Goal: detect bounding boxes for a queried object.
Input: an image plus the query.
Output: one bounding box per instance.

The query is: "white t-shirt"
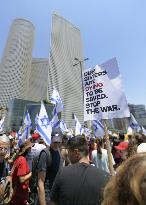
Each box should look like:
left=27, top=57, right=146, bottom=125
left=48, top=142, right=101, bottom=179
left=91, top=148, right=115, bottom=173
left=31, top=143, right=46, bottom=158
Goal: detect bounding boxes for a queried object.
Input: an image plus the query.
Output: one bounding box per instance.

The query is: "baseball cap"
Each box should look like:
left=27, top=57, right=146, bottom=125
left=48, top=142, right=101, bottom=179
left=115, top=141, right=128, bottom=151
left=32, top=133, right=40, bottom=140
left=51, top=134, right=62, bottom=143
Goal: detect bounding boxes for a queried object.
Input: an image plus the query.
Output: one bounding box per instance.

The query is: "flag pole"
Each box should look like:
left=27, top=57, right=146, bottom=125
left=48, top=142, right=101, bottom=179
left=103, top=119, right=115, bottom=175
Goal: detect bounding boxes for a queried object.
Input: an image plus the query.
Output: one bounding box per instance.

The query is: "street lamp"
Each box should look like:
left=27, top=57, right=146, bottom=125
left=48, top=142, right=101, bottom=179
left=73, top=57, right=89, bottom=101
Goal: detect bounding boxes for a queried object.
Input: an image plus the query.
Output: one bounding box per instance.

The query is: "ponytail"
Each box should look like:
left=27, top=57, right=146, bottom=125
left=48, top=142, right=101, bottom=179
left=96, top=139, right=103, bottom=159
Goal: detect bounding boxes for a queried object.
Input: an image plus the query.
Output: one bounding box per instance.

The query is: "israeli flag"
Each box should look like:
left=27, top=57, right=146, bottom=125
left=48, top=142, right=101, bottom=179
left=83, top=127, right=91, bottom=137
left=92, top=120, right=105, bottom=138
left=60, top=120, right=69, bottom=133
left=17, top=110, right=32, bottom=146
left=36, top=102, right=52, bottom=145
left=74, top=115, right=84, bottom=136
left=50, top=89, right=64, bottom=113
left=35, top=113, right=39, bottom=125
left=142, top=126, right=146, bottom=135
left=0, top=117, right=5, bottom=132
left=51, top=109, right=60, bottom=129
left=130, top=113, right=141, bottom=132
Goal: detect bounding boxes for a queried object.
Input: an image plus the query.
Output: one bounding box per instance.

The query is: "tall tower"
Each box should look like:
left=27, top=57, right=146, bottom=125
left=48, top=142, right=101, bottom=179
left=28, top=58, right=49, bottom=102
left=48, top=13, right=84, bottom=127
left=0, top=18, right=34, bottom=107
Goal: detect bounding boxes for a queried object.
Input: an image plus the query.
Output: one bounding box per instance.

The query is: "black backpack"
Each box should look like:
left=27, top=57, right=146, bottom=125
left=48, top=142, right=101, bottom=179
left=30, top=147, right=52, bottom=193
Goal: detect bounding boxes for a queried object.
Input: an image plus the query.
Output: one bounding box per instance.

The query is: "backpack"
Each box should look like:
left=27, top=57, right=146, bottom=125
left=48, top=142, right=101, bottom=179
left=30, top=147, right=52, bottom=193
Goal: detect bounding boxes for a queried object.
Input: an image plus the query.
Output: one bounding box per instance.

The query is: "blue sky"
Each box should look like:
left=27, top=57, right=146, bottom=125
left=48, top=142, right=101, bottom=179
left=0, top=0, right=146, bottom=106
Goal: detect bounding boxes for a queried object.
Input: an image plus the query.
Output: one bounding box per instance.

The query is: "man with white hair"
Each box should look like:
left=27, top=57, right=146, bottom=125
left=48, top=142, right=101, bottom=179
left=0, top=134, right=10, bottom=180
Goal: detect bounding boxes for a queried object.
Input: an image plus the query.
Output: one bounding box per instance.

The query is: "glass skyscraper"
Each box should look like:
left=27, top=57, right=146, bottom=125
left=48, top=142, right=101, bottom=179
left=0, top=19, right=35, bottom=107
left=48, top=13, right=84, bottom=127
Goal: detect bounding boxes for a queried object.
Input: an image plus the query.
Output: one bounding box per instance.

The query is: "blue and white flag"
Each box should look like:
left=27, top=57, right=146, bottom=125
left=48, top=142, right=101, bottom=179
left=17, top=110, right=32, bottom=146
left=51, top=110, right=60, bottom=129
left=92, top=120, right=105, bottom=138
left=36, top=102, right=52, bottom=145
left=0, top=117, right=5, bottom=132
left=74, top=115, right=84, bottom=136
left=83, top=127, right=91, bottom=137
left=50, top=89, right=64, bottom=113
left=60, top=120, right=69, bottom=133
left=142, top=126, right=146, bottom=135
left=130, top=113, right=141, bottom=132
left=35, top=113, right=39, bottom=125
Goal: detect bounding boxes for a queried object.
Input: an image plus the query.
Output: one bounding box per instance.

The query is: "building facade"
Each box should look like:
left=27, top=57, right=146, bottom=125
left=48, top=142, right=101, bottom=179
left=48, top=13, right=84, bottom=127
left=129, top=103, right=146, bottom=128
left=0, top=18, right=35, bottom=107
left=28, top=58, right=48, bottom=102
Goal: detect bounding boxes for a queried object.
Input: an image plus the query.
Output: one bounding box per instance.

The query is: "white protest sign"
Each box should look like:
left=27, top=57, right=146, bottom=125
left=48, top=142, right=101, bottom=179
left=83, top=65, right=130, bottom=121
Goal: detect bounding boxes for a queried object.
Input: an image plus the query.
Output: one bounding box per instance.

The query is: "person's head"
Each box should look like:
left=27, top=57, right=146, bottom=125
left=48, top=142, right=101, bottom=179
left=51, top=134, right=62, bottom=150
left=67, top=135, right=88, bottom=164
left=18, top=140, right=34, bottom=156
left=119, top=133, right=125, bottom=141
left=31, top=132, right=40, bottom=143
left=102, top=153, right=146, bottom=205
left=115, top=141, right=128, bottom=160
left=0, top=135, right=10, bottom=158
left=95, top=138, right=104, bottom=158
left=62, top=135, right=68, bottom=146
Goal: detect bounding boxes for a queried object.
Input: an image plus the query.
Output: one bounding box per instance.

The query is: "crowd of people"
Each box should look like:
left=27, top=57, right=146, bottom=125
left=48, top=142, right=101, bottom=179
left=0, top=130, right=146, bottom=205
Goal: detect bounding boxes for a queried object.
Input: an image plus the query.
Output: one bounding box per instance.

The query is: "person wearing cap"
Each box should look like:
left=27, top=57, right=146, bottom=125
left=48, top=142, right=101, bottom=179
left=10, top=140, right=34, bottom=205
left=114, top=141, right=128, bottom=166
left=37, top=134, right=63, bottom=205
left=31, top=133, right=46, bottom=158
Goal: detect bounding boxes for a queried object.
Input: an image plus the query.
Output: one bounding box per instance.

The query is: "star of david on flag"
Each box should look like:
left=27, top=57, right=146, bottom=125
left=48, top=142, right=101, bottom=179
left=41, top=115, right=50, bottom=128
left=36, top=102, right=52, bottom=145
left=92, top=120, right=105, bottom=138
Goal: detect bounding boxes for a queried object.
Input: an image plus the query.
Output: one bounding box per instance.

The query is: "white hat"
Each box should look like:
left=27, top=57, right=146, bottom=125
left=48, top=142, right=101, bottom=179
left=137, top=143, right=146, bottom=153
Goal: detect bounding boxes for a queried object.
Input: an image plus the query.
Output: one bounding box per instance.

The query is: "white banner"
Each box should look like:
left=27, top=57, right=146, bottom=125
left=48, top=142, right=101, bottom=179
left=84, top=65, right=130, bottom=121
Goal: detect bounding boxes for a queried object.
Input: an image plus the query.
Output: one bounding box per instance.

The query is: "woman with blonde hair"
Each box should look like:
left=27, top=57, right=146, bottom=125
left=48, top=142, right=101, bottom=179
left=91, top=138, right=115, bottom=173
left=102, top=153, right=146, bottom=205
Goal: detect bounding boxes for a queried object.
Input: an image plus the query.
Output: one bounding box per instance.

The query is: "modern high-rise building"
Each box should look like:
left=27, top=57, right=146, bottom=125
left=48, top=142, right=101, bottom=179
left=48, top=13, right=84, bottom=127
left=28, top=58, right=48, bottom=102
left=129, top=104, right=146, bottom=128
left=0, top=18, right=35, bottom=107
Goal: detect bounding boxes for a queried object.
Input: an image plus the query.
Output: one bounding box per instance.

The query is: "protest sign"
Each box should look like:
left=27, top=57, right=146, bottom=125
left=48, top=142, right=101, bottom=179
left=83, top=65, right=130, bottom=121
